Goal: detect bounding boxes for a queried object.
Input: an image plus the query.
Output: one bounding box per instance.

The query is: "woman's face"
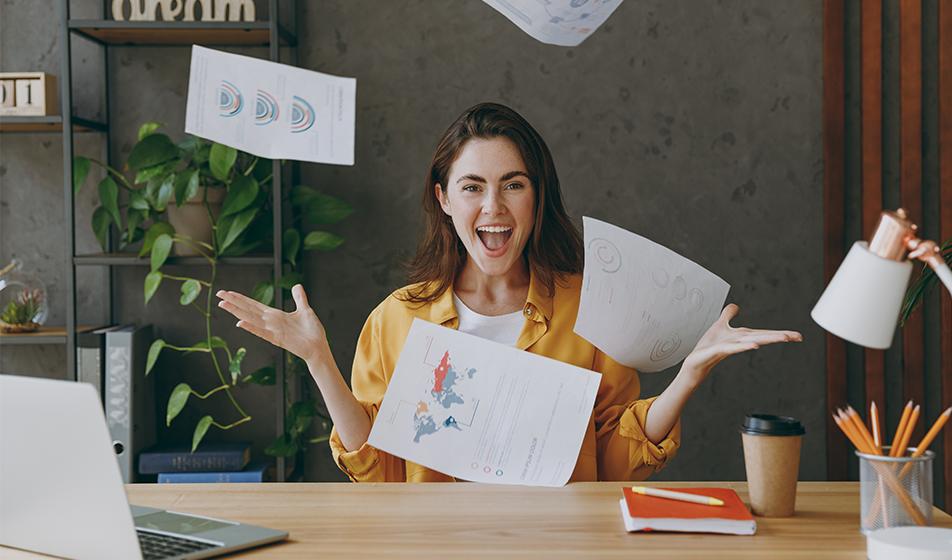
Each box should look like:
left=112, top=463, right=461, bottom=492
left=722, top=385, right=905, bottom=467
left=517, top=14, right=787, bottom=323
left=436, top=137, right=536, bottom=278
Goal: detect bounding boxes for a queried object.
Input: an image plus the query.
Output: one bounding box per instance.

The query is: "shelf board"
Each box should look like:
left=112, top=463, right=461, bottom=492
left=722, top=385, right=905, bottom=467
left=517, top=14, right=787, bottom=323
left=0, top=325, right=99, bottom=345
left=0, top=116, right=108, bottom=134
left=75, top=253, right=275, bottom=266
left=69, top=20, right=296, bottom=46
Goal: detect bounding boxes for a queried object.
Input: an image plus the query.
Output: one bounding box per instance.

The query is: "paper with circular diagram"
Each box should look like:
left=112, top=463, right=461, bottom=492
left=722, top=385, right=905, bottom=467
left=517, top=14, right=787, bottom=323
left=367, top=318, right=601, bottom=487
left=482, top=0, right=624, bottom=47
left=574, top=217, right=731, bottom=373
left=185, top=45, right=356, bottom=165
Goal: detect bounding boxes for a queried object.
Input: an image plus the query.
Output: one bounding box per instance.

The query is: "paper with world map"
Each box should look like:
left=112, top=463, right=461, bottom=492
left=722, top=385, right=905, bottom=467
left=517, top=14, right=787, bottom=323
left=368, top=319, right=601, bottom=487
left=482, top=0, right=625, bottom=46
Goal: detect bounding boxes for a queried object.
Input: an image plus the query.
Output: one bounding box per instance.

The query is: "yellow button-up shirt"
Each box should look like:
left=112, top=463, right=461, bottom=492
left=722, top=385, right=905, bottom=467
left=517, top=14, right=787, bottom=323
left=329, top=272, right=681, bottom=482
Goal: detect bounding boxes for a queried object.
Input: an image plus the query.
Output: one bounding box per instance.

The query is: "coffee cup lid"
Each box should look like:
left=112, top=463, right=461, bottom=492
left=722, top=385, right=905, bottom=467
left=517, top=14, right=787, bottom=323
left=741, top=414, right=805, bottom=436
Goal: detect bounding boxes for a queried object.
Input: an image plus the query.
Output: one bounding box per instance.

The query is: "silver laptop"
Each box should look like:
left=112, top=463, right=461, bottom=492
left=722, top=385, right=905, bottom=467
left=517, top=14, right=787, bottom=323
left=0, top=374, right=288, bottom=560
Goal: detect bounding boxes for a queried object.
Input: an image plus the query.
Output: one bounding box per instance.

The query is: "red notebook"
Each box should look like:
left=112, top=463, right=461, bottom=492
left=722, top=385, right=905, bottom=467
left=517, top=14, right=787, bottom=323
left=619, top=487, right=757, bottom=535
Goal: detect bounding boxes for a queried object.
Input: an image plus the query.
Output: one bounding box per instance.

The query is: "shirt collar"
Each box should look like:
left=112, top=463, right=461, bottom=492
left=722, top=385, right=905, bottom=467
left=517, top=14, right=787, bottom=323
left=420, top=268, right=554, bottom=326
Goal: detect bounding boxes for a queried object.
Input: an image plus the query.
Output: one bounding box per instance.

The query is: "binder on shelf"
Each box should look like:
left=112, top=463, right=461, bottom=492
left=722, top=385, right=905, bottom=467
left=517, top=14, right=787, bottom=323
left=104, top=324, right=155, bottom=483
left=139, top=442, right=251, bottom=474
left=76, top=325, right=119, bottom=406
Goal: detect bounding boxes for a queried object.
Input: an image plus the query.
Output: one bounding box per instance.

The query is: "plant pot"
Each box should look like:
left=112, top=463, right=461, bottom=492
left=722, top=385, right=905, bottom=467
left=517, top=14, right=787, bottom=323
left=166, top=187, right=224, bottom=256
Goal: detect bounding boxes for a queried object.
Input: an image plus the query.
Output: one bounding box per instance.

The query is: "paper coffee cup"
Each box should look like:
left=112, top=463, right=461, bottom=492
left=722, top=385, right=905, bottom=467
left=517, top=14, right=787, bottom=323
left=741, top=414, right=805, bottom=517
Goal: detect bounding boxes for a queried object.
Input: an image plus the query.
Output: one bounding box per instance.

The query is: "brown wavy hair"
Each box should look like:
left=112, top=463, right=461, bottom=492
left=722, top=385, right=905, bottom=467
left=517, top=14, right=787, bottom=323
left=400, top=102, right=583, bottom=303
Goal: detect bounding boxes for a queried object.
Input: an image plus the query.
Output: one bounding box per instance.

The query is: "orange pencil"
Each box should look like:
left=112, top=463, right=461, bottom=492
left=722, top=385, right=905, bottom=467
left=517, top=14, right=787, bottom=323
left=889, top=400, right=914, bottom=457
left=847, top=406, right=880, bottom=455
left=894, top=405, right=921, bottom=457
left=909, top=406, right=952, bottom=457
left=870, top=402, right=881, bottom=450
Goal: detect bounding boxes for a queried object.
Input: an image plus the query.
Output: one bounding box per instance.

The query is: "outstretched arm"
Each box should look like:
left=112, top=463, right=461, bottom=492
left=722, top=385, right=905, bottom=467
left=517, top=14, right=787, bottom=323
left=216, top=285, right=371, bottom=452
left=643, top=304, right=803, bottom=443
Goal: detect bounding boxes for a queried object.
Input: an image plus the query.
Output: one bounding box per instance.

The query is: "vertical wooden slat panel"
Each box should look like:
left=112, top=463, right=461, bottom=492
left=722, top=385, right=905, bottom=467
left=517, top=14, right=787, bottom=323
left=900, top=0, right=925, bottom=443
left=861, top=0, right=886, bottom=419
left=824, top=0, right=848, bottom=480
left=938, top=0, right=952, bottom=514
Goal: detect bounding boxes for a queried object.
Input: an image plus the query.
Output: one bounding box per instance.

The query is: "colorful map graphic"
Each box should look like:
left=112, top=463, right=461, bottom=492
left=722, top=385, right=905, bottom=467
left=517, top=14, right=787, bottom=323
left=413, top=350, right=478, bottom=443
left=218, top=80, right=243, bottom=117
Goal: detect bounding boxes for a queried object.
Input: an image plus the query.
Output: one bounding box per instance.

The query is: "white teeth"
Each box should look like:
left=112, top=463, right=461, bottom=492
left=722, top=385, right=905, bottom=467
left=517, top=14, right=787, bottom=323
left=476, top=226, right=512, bottom=233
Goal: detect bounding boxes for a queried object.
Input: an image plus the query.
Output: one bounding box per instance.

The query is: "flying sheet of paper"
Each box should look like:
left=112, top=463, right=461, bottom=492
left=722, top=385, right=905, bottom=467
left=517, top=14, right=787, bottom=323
left=367, top=318, right=602, bottom=487
left=482, top=0, right=624, bottom=46
left=185, top=45, right=356, bottom=165
left=574, top=217, right=731, bottom=373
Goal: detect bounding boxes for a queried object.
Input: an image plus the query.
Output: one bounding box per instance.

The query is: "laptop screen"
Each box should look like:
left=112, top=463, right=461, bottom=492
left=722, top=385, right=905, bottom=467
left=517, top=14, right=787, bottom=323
left=136, top=512, right=234, bottom=536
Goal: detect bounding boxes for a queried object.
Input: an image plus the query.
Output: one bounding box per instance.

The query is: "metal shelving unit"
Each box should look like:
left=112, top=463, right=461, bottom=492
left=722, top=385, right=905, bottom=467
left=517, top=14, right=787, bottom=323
left=51, top=0, right=296, bottom=480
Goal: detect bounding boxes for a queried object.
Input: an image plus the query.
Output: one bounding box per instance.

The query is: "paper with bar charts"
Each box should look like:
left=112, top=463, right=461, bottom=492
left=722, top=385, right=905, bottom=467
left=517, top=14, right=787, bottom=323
left=574, top=217, right=731, bottom=373
left=367, top=319, right=602, bottom=487
left=185, top=46, right=356, bottom=165
left=482, top=0, right=624, bottom=46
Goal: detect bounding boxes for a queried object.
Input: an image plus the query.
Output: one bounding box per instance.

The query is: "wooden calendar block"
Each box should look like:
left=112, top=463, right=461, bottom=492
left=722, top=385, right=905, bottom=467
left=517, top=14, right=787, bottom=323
left=0, top=73, right=58, bottom=116
left=0, top=80, right=14, bottom=109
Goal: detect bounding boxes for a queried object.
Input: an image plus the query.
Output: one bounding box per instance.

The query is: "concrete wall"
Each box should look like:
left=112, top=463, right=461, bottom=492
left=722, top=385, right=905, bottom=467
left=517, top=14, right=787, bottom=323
left=2, top=0, right=827, bottom=484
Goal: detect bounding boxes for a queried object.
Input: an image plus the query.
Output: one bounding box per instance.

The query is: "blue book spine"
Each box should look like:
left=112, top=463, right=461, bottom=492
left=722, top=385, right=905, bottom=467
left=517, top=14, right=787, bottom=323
left=157, top=466, right=266, bottom=483
left=138, top=444, right=250, bottom=474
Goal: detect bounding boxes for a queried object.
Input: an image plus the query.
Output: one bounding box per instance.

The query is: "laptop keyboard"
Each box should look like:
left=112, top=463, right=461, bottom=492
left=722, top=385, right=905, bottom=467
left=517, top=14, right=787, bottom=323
left=137, top=529, right=219, bottom=559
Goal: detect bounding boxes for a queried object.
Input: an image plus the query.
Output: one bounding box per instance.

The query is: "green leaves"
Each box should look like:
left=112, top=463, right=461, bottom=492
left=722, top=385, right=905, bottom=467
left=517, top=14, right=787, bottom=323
left=146, top=339, right=165, bottom=375
left=291, top=186, right=353, bottom=225
left=209, top=143, right=237, bottom=181
left=216, top=207, right=257, bottom=253
left=252, top=281, right=274, bottom=306
left=98, top=177, right=121, bottom=229
left=192, top=415, right=213, bottom=452
left=304, top=231, right=344, bottom=251
left=228, top=347, right=247, bottom=384
left=151, top=234, right=172, bottom=271
left=243, top=365, right=275, bottom=385
left=277, top=272, right=303, bottom=290
left=73, top=156, right=90, bottom=194
left=128, top=133, right=177, bottom=170
left=138, top=121, right=162, bottom=141
left=283, top=229, right=301, bottom=267
left=174, top=169, right=200, bottom=206
left=140, top=222, right=175, bottom=257
left=220, top=175, right=259, bottom=218
left=144, top=271, right=162, bottom=304
left=91, top=206, right=110, bottom=251
left=180, top=279, right=201, bottom=305
left=166, top=382, right=191, bottom=426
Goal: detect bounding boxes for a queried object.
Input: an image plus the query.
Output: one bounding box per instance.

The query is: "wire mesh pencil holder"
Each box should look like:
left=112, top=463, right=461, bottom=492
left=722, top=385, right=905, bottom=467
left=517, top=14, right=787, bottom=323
left=856, top=448, right=934, bottom=534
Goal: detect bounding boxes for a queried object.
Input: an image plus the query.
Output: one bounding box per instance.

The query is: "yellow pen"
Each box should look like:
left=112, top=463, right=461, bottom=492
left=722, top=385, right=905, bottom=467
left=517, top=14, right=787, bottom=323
left=631, top=486, right=725, bottom=507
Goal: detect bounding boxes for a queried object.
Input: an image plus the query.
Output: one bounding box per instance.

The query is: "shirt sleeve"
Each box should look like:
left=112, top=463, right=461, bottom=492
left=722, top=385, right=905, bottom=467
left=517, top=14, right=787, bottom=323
left=591, top=350, right=681, bottom=481
left=328, top=304, right=407, bottom=482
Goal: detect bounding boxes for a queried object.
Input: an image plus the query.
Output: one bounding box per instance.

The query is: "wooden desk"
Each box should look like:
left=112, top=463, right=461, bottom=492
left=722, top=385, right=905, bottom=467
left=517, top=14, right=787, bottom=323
left=3, top=482, right=951, bottom=558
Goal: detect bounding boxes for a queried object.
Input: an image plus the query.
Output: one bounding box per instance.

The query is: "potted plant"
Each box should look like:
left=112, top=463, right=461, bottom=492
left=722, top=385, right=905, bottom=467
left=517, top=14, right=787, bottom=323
left=900, top=237, right=952, bottom=324
left=74, top=122, right=352, bottom=465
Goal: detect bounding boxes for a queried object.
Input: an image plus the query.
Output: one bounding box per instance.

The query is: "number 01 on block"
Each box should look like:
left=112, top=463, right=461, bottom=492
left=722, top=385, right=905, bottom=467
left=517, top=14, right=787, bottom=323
left=0, top=72, right=58, bottom=117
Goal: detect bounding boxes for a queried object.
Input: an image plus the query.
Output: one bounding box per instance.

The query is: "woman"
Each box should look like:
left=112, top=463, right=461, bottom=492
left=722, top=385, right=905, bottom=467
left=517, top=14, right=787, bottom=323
left=216, top=102, right=802, bottom=482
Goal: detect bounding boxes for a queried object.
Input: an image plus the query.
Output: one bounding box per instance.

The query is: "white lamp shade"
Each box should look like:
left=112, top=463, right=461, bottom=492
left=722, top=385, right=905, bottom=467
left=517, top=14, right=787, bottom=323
left=811, top=241, right=913, bottom=349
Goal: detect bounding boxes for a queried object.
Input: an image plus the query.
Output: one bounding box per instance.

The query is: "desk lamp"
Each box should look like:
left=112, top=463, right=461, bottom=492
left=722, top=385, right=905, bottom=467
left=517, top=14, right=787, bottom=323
left=811, top=209, right=952, bottom=349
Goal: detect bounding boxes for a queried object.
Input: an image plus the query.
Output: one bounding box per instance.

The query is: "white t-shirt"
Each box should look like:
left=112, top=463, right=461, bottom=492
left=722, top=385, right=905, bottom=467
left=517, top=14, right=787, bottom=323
left=453, top=293, right=525, bottom=346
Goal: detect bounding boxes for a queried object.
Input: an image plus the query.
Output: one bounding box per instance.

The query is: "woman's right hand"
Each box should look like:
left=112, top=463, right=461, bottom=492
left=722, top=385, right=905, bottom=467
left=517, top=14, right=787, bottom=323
left=216, top=284, right=330, bottom=366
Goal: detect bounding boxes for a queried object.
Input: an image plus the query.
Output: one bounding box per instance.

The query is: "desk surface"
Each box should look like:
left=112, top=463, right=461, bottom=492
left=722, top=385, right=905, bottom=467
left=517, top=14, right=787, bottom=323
left=4, top=481, right=951, bottom=558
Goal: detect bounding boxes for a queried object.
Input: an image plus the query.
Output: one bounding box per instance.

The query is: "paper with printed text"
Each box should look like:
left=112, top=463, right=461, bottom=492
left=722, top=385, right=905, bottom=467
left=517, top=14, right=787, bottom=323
left=185, top=45, right=355, bottom=165
left=368, top=319, right=601, bottom=487
left=575, top=217, right=731, bottom=372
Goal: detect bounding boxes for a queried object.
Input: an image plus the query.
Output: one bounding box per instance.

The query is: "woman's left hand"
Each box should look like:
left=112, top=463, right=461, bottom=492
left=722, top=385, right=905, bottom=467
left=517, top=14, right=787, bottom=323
left=680, top=304, right=802, bottom=387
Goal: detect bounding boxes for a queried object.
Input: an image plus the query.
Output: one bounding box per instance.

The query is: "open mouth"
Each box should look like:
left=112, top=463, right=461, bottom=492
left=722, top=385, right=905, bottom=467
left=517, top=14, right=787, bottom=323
left=475, top=225, right=513, bottom=255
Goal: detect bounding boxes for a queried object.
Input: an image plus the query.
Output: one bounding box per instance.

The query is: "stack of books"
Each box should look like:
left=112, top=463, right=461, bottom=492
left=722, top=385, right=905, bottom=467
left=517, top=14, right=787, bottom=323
left=138, top=442, right=271, bottom=483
